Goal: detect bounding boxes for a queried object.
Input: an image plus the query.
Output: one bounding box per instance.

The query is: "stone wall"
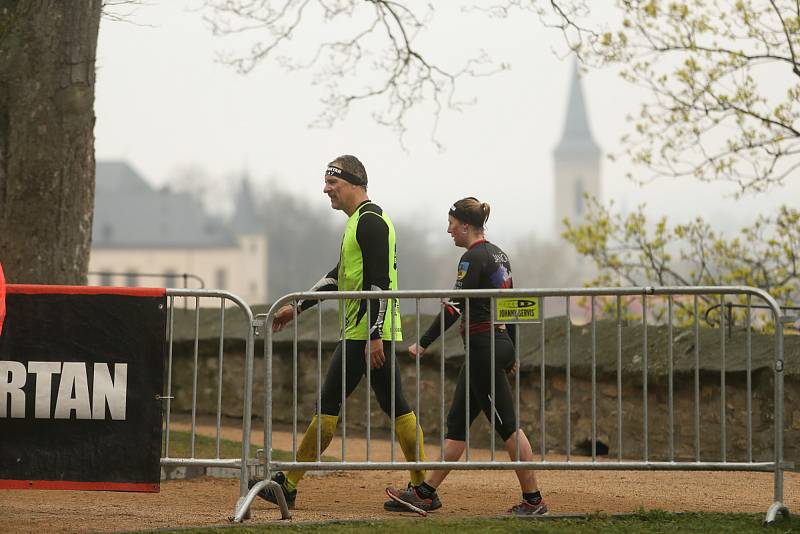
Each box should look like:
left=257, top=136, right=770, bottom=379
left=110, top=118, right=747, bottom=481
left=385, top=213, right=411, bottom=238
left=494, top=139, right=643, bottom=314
left=166, top=338, right=799, bottom=467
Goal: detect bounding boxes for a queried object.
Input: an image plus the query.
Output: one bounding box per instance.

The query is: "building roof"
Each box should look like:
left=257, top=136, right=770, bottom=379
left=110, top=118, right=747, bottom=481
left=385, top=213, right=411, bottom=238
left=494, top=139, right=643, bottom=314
left=93, top=161, right=238, bottom=249
left=554, top=62, right=601, bottom=157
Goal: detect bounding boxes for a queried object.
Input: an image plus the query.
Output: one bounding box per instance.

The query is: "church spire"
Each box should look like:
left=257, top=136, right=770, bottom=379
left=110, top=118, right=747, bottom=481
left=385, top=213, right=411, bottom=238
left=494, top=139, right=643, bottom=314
left=230, top=171, right=262, bottom=235
left=554, top=61, right=600, bottom=157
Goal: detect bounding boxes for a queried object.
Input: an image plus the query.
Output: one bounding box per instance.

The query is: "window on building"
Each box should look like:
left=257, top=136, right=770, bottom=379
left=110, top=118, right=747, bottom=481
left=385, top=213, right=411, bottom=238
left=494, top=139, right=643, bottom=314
left=125, top=270, right=138, bottom=287
left=216, top=268, right=227, bottom=290
left=574, top=180, right=584, bottom=216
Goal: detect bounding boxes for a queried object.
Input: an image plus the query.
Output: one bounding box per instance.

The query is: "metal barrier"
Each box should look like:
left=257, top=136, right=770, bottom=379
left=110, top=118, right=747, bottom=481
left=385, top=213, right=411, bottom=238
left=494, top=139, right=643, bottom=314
left=160, top=289, right=258, bottom=519
left=237, top=286, right=791, bottom=524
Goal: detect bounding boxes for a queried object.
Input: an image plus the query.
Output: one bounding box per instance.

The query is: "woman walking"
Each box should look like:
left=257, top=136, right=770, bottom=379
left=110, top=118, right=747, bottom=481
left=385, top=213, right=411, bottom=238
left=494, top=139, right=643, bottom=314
left=384, top=197, right=547, bottom=516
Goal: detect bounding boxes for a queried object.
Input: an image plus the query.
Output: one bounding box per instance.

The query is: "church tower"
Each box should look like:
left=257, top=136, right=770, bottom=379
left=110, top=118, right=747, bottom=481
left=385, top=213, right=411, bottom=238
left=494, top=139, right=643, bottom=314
left=553, top=62, right=601, bottom=233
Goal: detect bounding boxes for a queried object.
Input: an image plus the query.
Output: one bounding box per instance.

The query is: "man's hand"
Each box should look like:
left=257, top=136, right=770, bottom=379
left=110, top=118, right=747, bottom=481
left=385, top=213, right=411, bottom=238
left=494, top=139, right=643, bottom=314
left=367, top=338, right=385, bottom=369
left=272, top=304, right=296, bottom=332
left=407, top=343, right=426, bottom=359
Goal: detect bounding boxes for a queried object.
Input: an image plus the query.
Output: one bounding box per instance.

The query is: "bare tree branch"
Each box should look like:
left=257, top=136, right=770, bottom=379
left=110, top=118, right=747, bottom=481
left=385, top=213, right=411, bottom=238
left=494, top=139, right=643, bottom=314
left=204, top=0, right=507, bottom=145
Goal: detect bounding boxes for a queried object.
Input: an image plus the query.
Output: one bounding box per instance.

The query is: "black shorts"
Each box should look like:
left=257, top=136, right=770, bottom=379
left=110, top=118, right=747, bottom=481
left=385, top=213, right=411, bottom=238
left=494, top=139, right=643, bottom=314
left=445, top=330, right=518, bottom=442
left=319, top=339, right=411, bottom=418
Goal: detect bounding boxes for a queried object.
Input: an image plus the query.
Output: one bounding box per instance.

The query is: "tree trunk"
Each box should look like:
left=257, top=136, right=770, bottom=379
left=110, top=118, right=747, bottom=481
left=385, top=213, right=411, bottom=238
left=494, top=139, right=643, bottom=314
left=0, top=1, right=102, bottom=284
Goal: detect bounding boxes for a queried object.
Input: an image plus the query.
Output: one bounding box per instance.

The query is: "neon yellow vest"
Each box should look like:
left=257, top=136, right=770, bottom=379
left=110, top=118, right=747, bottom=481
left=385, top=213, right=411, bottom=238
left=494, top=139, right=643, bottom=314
left=338, top=203, right=403, bottom=341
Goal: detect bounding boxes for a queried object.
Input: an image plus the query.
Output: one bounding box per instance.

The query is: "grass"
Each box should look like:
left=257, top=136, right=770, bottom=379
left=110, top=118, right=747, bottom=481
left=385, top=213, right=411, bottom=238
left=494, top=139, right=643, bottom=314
left=163, top=429, right=261, bottom=459
left=143, top=510, right=799, bottom=533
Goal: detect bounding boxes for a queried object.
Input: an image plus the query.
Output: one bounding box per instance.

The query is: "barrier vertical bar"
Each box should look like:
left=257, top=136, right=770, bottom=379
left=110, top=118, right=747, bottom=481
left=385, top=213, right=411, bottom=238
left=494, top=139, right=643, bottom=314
left=746, top=295, right=752, bottom=463
left=240, top=297, right=255, bottom=499
left=317, top=303, right=322, bottom=461
left=617, top=295, right=623, bottom=462
left=266, top=303, right=276, bottom=496
left=642, top=293, right=648, bottom=461
left=390, top=296, right=396, bottom=463
left=165, top=295, right=175, bottom=458
left=265, top=313, right=273, bottom=483
left=591, top=296, right=597, bottom=462
left=720, top=294, right=727, bottom=462
left=343, top=299, right=349, bottom=463
left=365, top=298, right=370, bottom=462
left=415, top=299, right=421, bottom=462
left=440, top=303, right=446, bottom=461
left=667, top=296, right=674, bottom=461
left=565, top=296, right=571, bottom=461
left=540, top=296, right=546, bottom=461
left=490, top=297, right=496, bottom=461
left=694, top=295, right=700, bottom=461
left=216, top=299, right=226, bottom=458
left=191, top=296, right=200, bottom=458
left=465, top=298, right=471, bottom=462
left=292, top=302, right=298, bottom=461
left=515, top=315, right=521, bottom=462
left=773, top=302, right=786, bottom=515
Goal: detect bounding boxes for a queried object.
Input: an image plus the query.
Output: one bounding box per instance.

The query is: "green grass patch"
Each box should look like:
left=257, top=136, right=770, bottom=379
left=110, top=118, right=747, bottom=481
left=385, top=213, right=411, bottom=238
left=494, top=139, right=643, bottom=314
left=162, top=430, right=334, bottom=462
left=145, top=511, right=798, bottom=534
left=163, top=430, right=261, bottom=459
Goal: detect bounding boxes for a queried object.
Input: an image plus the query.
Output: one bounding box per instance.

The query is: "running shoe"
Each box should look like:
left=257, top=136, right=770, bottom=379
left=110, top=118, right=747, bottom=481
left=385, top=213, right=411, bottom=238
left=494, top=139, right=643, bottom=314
left=508, top=499, right=549, bottom=516
left=384, top=484, right=442, bottom=515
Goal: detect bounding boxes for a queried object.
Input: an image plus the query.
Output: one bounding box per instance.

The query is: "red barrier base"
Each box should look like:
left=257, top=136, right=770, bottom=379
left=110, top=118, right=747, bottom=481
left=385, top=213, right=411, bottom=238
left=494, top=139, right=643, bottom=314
left=0, top=480, right=160, bottom=492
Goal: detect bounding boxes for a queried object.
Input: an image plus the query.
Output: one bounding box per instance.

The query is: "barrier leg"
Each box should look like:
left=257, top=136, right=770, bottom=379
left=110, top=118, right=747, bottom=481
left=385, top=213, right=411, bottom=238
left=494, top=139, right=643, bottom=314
left=764, top=502, right=789, bottom=526
left=233, top=479, right=292, bottom=522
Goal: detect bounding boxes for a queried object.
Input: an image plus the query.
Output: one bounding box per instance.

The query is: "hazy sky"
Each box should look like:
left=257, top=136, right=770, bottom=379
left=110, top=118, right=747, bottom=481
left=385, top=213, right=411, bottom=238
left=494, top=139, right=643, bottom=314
left=94, top=1, right=798, bottom=241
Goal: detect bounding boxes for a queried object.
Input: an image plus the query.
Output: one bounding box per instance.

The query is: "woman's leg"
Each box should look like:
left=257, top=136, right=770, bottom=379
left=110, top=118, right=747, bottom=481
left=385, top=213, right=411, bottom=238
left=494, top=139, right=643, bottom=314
left=504, top=429, right=539, bottom=493
left=469, top=332, right=519, bottom=441
left=426, top=363, right=482, bottom=488
left=425, top=438, right=466, bottom=488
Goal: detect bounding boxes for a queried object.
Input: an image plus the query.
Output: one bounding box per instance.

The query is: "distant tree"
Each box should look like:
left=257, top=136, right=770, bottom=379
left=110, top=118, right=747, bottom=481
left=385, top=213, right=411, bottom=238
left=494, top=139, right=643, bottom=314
left=393, top=217, right=451, bottom=291
left=0, top=2, right=102, bottom=284
left=562, top=198, right=799, bottom=319
left=258, top=184, right=341, bottom=301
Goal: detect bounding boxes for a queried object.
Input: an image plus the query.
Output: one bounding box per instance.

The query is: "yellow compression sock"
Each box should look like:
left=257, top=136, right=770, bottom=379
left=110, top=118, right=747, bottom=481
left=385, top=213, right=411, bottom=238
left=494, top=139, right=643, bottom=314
left=284, top=414, right=339, bottom=491
left=395, top=411, right=426, bottom=486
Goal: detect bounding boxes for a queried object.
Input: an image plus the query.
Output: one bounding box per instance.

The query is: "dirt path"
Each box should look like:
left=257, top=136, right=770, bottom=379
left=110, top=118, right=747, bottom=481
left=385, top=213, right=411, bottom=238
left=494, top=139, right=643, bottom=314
left=2, top=420, right=798, bottom=533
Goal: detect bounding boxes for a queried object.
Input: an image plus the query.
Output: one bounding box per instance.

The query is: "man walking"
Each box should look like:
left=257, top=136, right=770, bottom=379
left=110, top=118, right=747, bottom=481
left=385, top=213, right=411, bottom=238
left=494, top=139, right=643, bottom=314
left=252, top=155, right=426, bottom=509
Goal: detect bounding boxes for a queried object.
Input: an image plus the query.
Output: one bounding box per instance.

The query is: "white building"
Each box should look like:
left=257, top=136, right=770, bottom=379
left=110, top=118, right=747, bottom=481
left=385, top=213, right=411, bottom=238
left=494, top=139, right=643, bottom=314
left=89, top=161, right=268, bottom=305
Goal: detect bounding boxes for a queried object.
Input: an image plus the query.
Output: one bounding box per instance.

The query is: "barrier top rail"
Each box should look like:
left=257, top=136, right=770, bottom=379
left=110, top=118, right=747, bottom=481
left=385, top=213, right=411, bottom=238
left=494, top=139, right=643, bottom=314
left=267, top=285, right=784, bottom=306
